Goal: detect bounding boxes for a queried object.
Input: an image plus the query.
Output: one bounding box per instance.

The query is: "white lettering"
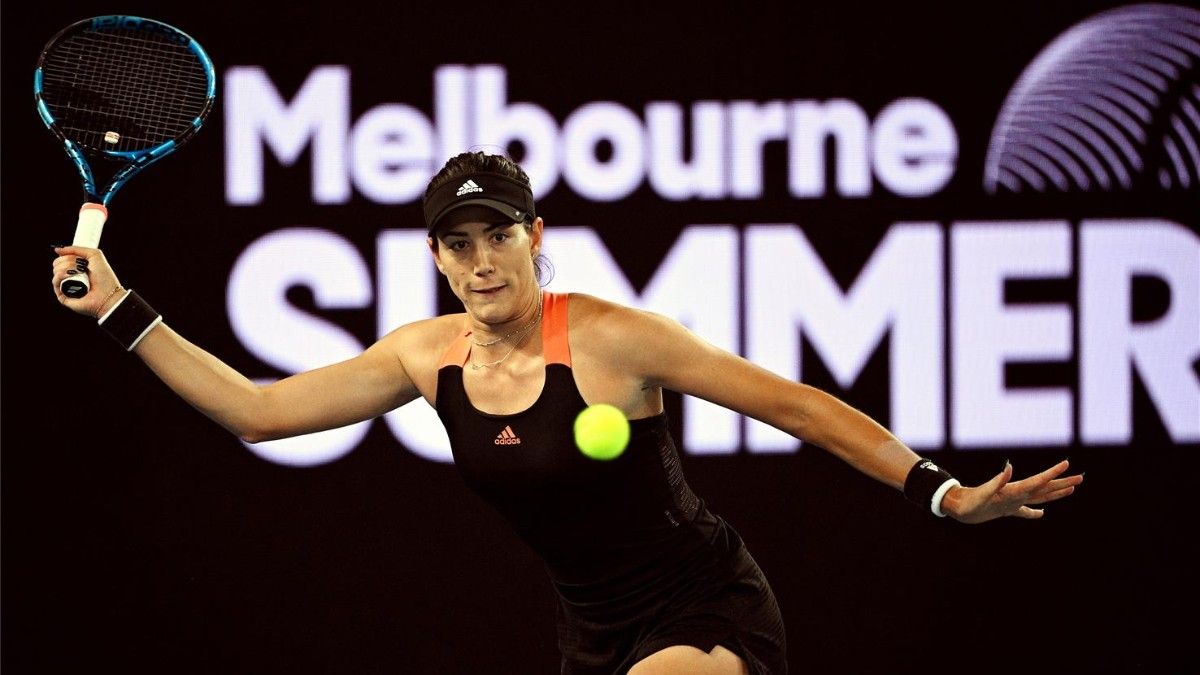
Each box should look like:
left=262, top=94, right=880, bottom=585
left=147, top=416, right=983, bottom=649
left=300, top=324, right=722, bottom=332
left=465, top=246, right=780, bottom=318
left=730, top=101, right=787, bottom=199
left=228, top=228, right=373, bottom=465
left=951, top=222, right=1073, bottom=447
left=220, top=221, right=1199, bottom=466
left=1081, top=220, right=1200, bottom=443
left=434, top=66, right=471, bottom=163
left=224, top=65, right=960, bottom=204
left=872, top=98, right=957, bottom=197
left=646, top=102, right=727, bottom=199
left=350, top=104, right=434, bottom=203
left=473, top=65, right=560, bottom=200
left=789, top=100, right=870, bottom=198
left=745, top=224, right=945, bottom=452
left=561, top=102, right=646, bottom=201
left=224, top=66, right=350, bottom=205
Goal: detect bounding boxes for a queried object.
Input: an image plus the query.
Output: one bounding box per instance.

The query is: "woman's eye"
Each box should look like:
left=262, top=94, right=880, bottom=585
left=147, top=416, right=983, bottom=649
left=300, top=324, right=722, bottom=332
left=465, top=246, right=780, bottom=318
left=492, top=232, right=509, bottom=243
left=449, top=240, right=468, bottom=251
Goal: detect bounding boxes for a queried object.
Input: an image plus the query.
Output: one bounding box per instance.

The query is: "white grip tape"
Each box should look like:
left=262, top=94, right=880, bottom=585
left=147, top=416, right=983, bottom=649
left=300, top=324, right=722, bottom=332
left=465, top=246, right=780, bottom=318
left=72, top=203, right=109, bottom=248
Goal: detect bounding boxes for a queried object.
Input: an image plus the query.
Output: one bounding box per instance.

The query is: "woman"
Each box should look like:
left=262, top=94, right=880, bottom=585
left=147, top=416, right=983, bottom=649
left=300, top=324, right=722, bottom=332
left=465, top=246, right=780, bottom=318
left=52, top=151, right=1082, bottom=675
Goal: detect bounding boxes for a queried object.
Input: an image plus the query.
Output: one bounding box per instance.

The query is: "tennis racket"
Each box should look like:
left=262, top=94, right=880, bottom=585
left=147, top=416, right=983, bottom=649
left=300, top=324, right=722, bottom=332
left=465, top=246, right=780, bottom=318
left=35, top=15, right=217, bottom=298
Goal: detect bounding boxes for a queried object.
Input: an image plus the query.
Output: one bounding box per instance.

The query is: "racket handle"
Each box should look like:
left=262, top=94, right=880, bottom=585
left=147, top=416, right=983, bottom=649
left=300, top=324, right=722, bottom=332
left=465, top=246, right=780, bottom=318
left=61, top=203, right=108, bottom=299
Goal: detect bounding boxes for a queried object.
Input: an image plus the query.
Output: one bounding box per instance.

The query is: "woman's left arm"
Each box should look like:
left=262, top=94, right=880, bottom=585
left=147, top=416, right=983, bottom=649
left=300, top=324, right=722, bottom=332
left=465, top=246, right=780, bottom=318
left=607, top=304, right=1083, bottom=523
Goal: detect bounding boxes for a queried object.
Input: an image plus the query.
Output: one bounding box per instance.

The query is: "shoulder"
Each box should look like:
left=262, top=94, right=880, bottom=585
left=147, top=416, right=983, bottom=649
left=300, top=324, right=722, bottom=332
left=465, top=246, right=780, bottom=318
left=566, top=292, right=663, bottom=330
left=564, top=292, right=684, bottom=353
left=373, top=312, right=469, bottom=364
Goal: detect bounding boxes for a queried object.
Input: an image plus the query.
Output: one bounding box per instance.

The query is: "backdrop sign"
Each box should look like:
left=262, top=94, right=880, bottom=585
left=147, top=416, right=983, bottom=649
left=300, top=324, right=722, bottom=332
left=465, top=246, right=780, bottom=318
left=5, top=2, right=1197, bottom=674
left=217, top=7, right=1199, bottom=466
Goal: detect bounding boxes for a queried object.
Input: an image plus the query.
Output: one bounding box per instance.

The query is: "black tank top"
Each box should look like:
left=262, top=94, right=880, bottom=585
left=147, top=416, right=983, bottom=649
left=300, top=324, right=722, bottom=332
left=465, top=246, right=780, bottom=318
left=435, top=291, right=727, bottom=609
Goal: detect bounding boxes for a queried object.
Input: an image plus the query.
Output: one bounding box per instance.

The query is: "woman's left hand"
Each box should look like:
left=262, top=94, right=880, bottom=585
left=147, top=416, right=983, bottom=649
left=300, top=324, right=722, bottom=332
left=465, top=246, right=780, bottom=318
left=943, top=460, right=1083, bottom=524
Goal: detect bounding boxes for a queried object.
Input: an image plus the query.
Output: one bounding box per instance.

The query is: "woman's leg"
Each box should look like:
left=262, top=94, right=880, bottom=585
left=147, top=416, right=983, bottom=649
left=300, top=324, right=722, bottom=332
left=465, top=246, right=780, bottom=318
left=628, top=644, right=750, bottom=675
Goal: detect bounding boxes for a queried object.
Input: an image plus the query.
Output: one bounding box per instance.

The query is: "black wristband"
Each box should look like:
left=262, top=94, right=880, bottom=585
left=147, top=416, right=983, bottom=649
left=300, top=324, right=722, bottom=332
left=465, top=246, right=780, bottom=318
left=903, top=458, right=960, bottom=517
left=98, top=289, right=162, bottom=351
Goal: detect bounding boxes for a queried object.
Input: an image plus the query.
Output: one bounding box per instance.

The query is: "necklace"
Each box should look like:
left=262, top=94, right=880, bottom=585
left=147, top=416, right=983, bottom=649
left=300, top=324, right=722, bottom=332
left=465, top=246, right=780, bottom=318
left=471, top=299, right=543, bottom=347
left=469, top=300, right=543, bottom=370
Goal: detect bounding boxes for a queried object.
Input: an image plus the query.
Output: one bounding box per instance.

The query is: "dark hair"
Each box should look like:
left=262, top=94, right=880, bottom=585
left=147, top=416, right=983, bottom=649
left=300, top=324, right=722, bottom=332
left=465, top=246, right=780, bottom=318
left=423, top=151, right=533, bottom=207
left=424, top=151, right=553, bottom=285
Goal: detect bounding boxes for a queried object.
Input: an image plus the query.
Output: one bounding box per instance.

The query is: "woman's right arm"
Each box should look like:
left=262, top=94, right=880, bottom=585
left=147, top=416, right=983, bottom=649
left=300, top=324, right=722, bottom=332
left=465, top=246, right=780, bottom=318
left=52, top=245, right=422, bottom=443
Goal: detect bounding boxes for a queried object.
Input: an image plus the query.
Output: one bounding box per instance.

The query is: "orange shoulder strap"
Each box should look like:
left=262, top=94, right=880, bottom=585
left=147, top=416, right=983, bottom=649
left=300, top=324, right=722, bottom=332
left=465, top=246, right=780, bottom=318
left=437, top=293, right=570, bottom=368
left=437, top=330, right=472, bottom=369
left=542, top=291, right=572, bottom=367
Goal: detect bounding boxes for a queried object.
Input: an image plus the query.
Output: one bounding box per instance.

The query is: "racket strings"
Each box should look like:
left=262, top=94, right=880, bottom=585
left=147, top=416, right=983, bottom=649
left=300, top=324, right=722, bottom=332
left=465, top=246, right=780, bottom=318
left=40, top=27, right=211, bottom=154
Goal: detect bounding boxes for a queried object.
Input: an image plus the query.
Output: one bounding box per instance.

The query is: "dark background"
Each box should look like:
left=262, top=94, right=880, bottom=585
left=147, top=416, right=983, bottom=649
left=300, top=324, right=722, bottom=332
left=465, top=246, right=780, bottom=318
left=4, top=2, right=1197, bottom=673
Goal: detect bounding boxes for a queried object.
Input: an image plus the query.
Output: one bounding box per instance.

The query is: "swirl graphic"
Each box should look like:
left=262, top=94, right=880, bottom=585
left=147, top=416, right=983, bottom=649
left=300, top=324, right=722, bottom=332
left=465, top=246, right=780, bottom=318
left=985, top=3, right=1200, bottom=192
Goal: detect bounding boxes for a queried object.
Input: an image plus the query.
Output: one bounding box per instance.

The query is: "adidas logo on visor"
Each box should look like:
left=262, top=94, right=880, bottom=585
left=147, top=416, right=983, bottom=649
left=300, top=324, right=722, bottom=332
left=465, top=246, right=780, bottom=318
left=456, top=179, right=483, bottom=196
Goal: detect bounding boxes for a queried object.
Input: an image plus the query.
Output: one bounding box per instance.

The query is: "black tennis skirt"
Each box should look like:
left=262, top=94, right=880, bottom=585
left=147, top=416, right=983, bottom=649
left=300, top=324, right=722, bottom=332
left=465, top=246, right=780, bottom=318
left=554, top=516, right=787, bottom=675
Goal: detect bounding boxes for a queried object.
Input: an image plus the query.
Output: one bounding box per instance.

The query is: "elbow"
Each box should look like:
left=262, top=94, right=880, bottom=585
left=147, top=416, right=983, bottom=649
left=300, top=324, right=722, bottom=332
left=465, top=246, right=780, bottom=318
left=236, top=423, right=284, bottom=445
left=227, top=388, right=280, bottom=444
left=230, top=416, right=276, bottom=445
left=238, top=430, right=267, bottom=445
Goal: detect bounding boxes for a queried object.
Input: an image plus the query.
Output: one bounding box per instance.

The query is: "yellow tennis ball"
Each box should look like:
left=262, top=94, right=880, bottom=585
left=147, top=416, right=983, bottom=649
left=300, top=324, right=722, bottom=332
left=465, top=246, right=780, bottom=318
left=574, top=404, right=630, bottom=461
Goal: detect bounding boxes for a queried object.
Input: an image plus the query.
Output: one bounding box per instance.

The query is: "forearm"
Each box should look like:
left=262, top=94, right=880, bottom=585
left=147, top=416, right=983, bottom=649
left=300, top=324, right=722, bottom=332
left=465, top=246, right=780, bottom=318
left=131, top=322, right=267, bottom=438
left=129, top=318, right=421, bottom=443
left=795, top=386, right=921, bottom=491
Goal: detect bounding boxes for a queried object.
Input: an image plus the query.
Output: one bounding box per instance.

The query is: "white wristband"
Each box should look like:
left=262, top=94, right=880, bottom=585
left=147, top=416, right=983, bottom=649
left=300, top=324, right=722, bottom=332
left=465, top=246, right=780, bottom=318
left=930, top=478, right=961, bottom=518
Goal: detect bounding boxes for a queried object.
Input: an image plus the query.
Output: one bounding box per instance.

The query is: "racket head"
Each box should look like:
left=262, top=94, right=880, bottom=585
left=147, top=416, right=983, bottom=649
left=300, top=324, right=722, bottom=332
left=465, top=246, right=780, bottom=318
left=33, top=15, right=217, bottom=203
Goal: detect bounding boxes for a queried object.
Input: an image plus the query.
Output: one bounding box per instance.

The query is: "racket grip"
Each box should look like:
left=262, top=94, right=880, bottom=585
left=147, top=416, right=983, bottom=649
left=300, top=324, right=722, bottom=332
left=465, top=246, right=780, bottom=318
left=61, top=203, right=108, bottom=298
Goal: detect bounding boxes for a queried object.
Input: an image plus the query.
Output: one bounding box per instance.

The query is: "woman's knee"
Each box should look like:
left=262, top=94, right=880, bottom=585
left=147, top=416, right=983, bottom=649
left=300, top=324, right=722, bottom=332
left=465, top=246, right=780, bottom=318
left=628, top=644, right=749, bottom=675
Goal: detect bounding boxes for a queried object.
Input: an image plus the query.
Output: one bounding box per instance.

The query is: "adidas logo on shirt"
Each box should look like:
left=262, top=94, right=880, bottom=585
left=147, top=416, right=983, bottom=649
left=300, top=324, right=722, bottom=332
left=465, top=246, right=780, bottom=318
left=456, top=179, right=483, bottom=196
left=494, top=426, right=522, bottom=445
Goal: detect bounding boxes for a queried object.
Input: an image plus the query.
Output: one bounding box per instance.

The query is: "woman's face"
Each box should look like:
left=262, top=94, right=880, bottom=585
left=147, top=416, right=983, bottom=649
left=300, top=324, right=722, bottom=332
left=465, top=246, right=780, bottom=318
left=429, top=217, right=543, bottom=324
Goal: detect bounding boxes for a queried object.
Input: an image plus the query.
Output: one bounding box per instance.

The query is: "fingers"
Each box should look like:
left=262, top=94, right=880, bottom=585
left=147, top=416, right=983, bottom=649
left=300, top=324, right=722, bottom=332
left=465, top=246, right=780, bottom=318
left=983, top=459, right=1013, bottom=495
left=1037, top=459, right=1071, bottom=480
left=52, top=246, right=115, bottom=278
left=1005, top=460, right=1083, bottom=513
left=994, top=459, right=1013, bottom=482
left=953, top=459, right=1082, bottom=524
left=51, top=257, right=88, bottom=282
left=51, top=245, right=122, bottom=316
left=1025, top=485, right=1075, bottom=505
left=1041, top=474, right=1084, bottom=493
left=1007, top=459, right=1073, bottom=494
left=52, top=245, right=104, bottom=273
left=1023, top=470, right=1084, bottom=505
left=51, top=259, right=81, bottom=293
left=1015, top=505, right=1045, bottom=519
left=53, top=244, right=100, bottom=257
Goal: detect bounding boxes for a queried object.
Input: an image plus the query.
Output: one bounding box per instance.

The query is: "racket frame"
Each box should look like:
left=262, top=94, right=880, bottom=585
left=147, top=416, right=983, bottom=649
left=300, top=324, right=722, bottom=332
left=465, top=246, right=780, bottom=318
left=34, top=15, right=216, bottom=296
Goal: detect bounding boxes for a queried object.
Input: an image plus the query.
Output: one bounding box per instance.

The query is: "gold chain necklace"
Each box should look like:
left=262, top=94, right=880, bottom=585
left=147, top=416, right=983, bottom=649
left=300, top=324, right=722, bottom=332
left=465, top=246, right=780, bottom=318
left=471, top=299, right=543, bottom=347
left=469, top=300, right=543, bottom=370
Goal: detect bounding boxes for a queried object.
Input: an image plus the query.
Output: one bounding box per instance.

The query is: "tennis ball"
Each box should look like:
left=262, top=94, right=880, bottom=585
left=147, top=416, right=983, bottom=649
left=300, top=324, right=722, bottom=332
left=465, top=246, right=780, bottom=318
left=574, top=404, right=631, bottom=461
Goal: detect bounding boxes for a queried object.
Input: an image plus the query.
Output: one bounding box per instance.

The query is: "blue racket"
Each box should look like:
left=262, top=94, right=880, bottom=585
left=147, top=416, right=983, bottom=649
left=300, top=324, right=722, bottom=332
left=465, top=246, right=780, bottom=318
left=35, top=15, right=217, bottom=298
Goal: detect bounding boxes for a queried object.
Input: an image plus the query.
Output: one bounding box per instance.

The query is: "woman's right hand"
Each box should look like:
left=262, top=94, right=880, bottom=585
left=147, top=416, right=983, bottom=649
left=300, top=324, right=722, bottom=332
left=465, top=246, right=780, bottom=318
left=52, top=245, right=125, bottom=319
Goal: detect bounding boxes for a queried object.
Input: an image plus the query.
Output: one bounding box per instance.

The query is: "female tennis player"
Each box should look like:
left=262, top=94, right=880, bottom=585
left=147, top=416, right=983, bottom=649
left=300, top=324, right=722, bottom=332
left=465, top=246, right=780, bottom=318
left=52, top=151, right=1083, bottom=674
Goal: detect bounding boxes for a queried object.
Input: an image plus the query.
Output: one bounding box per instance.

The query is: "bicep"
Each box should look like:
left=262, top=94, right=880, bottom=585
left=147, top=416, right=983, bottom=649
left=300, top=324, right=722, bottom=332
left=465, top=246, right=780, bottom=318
left=596, top=304, right=906, bottom=485
left=632, top=313, right=814, bottom=438
left=635, top=314, right=904, bottom=477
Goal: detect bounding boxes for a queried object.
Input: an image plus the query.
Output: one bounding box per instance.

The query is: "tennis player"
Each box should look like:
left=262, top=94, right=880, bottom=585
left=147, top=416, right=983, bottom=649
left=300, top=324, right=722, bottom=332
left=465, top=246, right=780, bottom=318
left=52, top=151, right=1083, bottom=674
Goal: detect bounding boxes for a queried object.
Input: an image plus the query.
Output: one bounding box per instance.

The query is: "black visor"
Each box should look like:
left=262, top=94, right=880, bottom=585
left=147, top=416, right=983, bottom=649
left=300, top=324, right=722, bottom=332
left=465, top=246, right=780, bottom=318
left=423, top=172, right=536, bottom=234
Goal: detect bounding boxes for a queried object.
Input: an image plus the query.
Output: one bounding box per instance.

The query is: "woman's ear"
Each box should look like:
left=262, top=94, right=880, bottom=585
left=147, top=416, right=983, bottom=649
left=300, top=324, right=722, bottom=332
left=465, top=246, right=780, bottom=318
left=530, top=217, right=544, bottom=257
